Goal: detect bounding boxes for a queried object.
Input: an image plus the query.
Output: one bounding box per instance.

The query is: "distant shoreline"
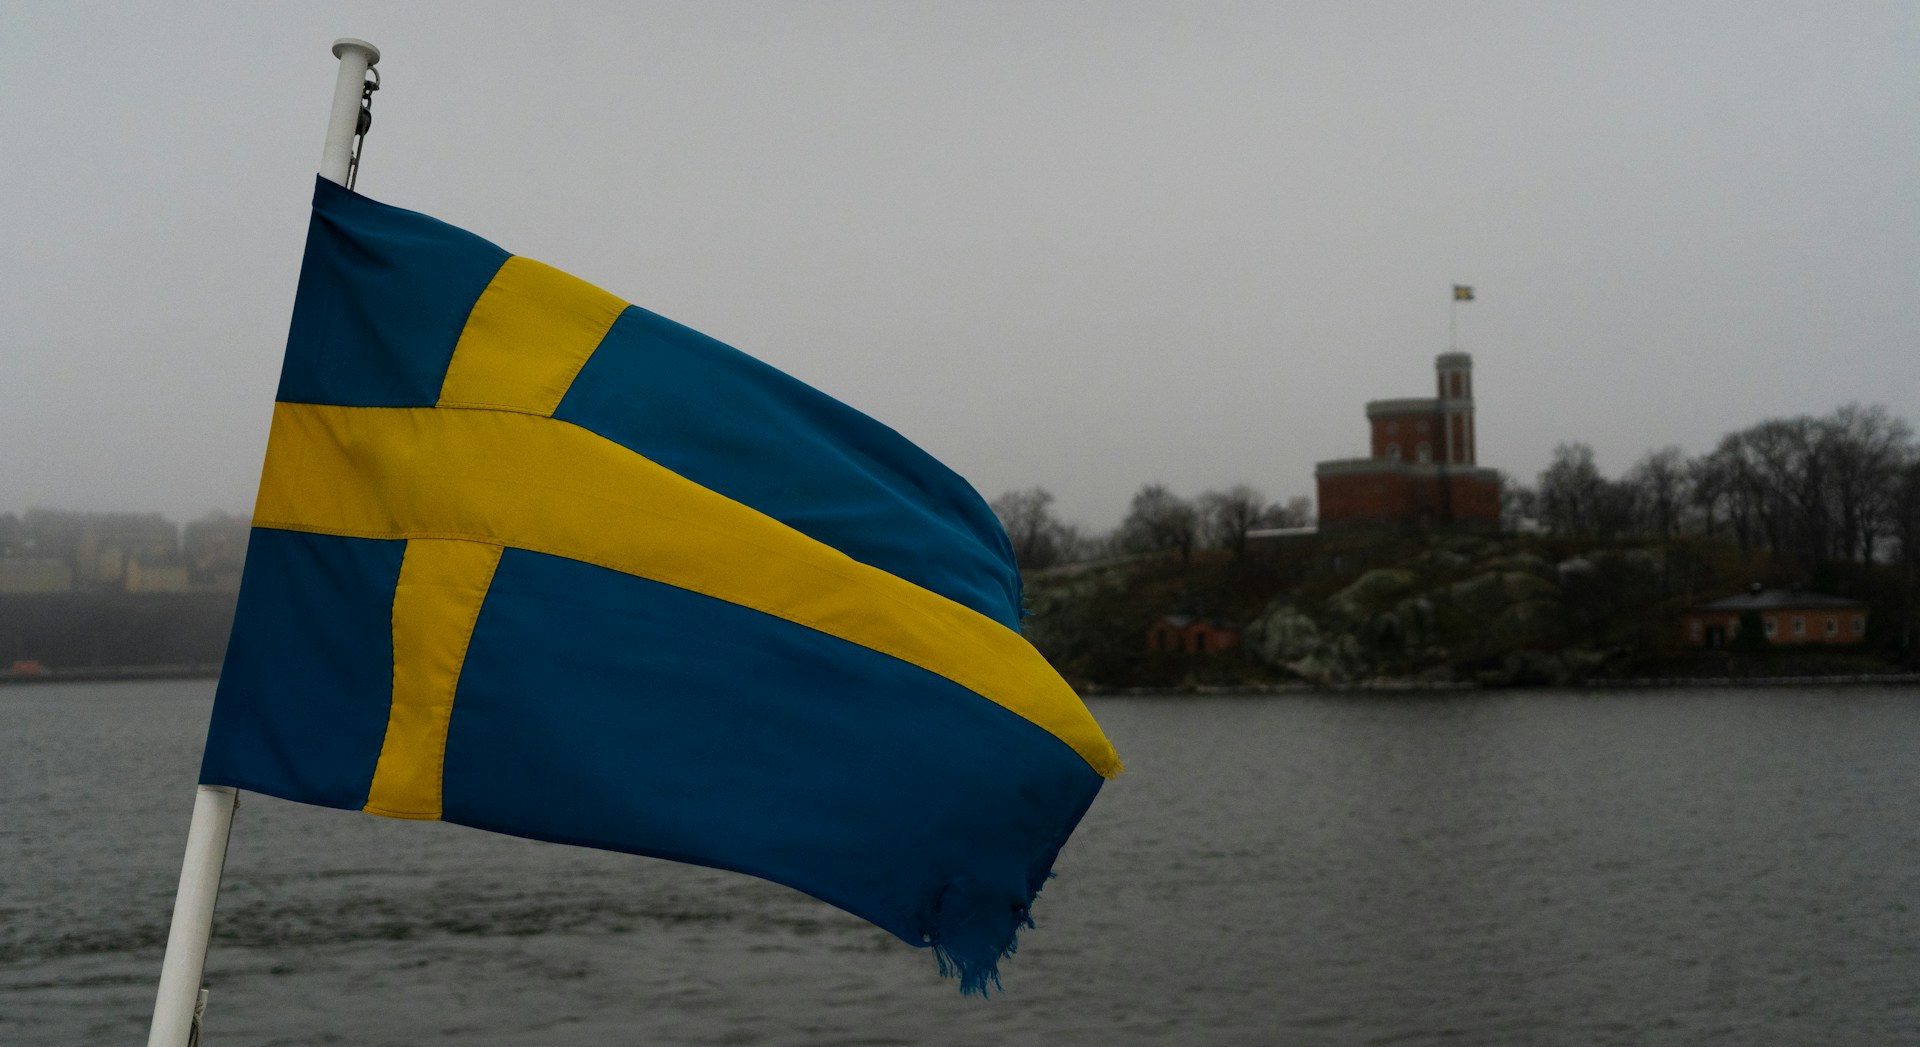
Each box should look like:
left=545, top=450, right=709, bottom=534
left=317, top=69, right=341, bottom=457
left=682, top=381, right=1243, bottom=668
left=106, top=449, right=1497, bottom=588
left=0, top=664, right=220, bottom=686
left=1083, top=672, right=1920, bottom=696
left=7, top=666, right=1917, bottom=693
left=1583, top=672, right=1920, bottom=689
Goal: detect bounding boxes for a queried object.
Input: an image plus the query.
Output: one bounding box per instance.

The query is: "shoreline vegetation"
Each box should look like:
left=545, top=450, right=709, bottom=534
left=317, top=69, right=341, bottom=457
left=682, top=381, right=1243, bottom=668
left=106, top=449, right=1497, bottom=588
left=1081, top=673, right=1920, bottom=697
left=8, top=517, right=1920, bottom=694
left=7, top=666, right=1917, bottom=693
left=6, top=530, right=1918, bottom=694
left=1018, top=529, right=1920, bottom=692
left=995, top=401, right=1920, bottom=692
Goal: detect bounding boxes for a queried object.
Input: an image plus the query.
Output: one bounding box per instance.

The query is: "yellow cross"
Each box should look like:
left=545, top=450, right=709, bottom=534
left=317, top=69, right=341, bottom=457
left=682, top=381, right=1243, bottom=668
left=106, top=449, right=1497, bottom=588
left=254, top=258, right=1121, bottom=819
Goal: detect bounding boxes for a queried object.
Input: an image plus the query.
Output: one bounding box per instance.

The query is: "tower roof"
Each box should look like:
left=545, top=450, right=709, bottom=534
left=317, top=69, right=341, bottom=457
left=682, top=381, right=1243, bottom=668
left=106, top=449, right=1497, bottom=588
left=1365, top=397, right=1439, bottom=417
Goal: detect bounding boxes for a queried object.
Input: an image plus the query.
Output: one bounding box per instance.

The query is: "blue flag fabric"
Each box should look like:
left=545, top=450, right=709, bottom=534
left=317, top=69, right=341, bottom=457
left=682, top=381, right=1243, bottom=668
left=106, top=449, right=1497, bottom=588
left=201, top=177, right=1120, bottom=992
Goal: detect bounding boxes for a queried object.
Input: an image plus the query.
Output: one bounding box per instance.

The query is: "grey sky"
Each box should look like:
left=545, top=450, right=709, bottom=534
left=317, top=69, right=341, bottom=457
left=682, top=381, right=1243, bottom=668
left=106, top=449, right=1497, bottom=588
left=4, top=2, right=1916, bottom=533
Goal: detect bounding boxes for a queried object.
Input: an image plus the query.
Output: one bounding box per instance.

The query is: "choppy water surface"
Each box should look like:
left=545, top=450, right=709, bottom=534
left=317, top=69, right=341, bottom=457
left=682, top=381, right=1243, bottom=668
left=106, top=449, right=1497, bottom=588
left=5, top=680, right=1920, bottom=1045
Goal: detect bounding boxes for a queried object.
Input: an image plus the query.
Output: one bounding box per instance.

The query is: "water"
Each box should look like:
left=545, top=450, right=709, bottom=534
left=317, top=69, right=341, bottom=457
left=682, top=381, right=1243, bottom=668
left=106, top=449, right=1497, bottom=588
left=5, top=681, right=1920, bottom=1045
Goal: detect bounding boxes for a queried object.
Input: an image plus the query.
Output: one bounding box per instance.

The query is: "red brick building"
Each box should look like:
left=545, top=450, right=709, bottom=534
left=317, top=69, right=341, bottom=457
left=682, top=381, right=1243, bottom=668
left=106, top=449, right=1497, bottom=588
left=1315, top=352, right=1501, bottom=532
left=1146, top=615, right=1241, bottom=655
left=1680, top=588, right=1869, bottom=648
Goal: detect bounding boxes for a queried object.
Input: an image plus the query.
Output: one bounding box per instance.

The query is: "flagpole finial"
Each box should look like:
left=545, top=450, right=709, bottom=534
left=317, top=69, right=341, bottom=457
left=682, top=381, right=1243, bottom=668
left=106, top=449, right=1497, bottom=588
left=332, top=38, right=380, bottom=65
left=320, top=39, right=381, bottom=186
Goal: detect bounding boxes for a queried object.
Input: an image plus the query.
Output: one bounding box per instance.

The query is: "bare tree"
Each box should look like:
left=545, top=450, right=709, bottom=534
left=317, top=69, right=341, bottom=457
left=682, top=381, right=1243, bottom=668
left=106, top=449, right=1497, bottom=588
left=1725, top=419, right=1805, bottom=559
left=1686, top=450, right=1732, bottom=543
left=1273, top=496, right=1314, bottom=528
left=1197, top=484, right=1268, bottom=558
left=1527, top=402, right=1913, bottom=563
left=1592, top=476, right=1640, bottom=540
left=1779, top=416, right=1836, bottom=563
left=1825, top=403, right=1911, bottom=562
left=1701, top=430, right=1776, bottom=552
left=990, top=487, right=1072, bottom=569
left=1119, top=483, right=1199, bottom=564
left=1623, top=446, right=1691, bottom=541
left=1686, top=405, right=1914, bottom=564
left=1536, top=443, right=1605, bottom=536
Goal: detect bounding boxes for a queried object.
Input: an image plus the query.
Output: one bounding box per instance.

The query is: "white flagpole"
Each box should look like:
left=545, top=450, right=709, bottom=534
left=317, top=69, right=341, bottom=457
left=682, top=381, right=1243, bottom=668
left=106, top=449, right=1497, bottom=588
left=146, top=37, right=380, bottom=1047
left=146, top=785, right=236, bottom=1046
left=319, top=39, right=380, bottom=186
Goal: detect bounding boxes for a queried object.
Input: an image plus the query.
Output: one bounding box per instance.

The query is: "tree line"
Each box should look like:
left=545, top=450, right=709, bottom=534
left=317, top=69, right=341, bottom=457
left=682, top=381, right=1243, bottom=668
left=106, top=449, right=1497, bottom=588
left=1511, top=403, right=1920, bottom=567
left=991, top=484, right=1311, bottom=569
left=995, top=402, right=1920, bottom=574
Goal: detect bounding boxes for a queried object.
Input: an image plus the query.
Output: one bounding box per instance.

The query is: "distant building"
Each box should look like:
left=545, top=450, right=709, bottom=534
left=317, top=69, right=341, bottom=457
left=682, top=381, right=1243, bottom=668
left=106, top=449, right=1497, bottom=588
left=1146, top=615, right=1241, bottom=655
left=0, top=558, right=74, bottom=594
left=1315, top=352, right=1501, bottom=532
left=1681, top=587, right=1869, bottom=648
left=70, top=513, right=180, bottom=589
left=183, top=512, right=251, bottom=591
left=126, top=560, right=193, bottom=593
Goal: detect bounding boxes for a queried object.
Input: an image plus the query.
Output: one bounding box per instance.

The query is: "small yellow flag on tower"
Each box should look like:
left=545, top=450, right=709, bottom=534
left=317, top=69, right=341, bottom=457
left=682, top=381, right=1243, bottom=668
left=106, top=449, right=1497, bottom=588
left=1453, top=285, right=1475, bottom=301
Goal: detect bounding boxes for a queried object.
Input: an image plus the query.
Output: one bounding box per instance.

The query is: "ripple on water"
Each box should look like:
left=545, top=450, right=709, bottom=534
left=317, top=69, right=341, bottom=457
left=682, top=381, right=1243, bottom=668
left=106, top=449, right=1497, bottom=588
left=8, top=683, right=1920, bottom=1045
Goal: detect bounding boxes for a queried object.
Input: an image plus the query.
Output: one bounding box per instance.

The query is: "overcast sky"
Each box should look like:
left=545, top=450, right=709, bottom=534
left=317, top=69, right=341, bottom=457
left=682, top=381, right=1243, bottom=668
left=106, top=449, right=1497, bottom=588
left=4, top=2, right=1916, bottom=533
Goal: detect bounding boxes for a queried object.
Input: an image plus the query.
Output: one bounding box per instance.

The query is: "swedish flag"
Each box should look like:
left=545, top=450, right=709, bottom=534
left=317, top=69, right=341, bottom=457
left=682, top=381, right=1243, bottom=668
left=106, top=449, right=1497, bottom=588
left=201, top=177, right=1119, bottom=992
left=1453, top=284, right=1475, bottom=301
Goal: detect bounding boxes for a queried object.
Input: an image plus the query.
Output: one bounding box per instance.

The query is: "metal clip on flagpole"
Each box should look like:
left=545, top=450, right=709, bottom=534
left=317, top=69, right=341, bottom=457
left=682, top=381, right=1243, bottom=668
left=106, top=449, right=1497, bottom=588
left=319, top=39, right=381, bottom=187
left=147, top=37, right=380, bottom=1047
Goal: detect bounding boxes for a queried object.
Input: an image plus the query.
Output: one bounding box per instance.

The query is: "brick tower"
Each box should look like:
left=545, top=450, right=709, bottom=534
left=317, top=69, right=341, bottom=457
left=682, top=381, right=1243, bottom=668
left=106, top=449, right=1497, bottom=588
left=1314, top=352, right=1499, bottom=532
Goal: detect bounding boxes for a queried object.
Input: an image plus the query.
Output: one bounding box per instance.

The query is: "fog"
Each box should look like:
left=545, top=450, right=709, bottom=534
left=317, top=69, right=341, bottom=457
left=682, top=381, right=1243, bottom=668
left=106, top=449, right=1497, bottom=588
left=4, top=2, right=1916, bottom=531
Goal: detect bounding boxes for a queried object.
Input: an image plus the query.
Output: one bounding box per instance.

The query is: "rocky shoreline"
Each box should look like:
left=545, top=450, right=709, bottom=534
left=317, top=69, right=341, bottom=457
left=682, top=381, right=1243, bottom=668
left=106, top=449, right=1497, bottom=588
left=1023, top=532, right=1916, bottom=690
left=1081, top=672, right=1920, bottom=697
